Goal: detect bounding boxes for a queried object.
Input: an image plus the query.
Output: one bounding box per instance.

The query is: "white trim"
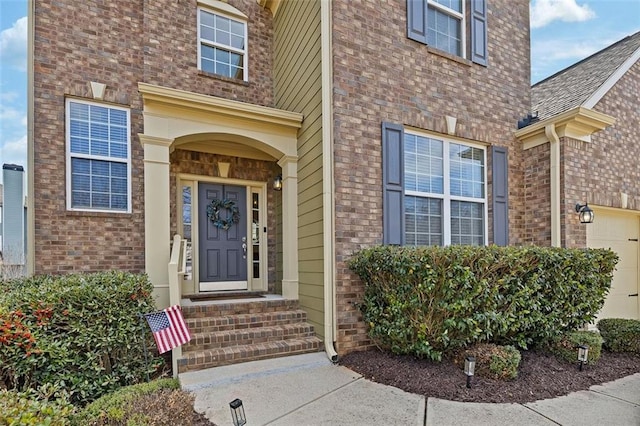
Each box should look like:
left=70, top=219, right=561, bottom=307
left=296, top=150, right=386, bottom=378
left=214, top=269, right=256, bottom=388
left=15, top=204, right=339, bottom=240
left=65, top=98, right=132, bottom=214
left=583, top=46, right=640, bottom=109
left=197, top=6, right=249, bottom=82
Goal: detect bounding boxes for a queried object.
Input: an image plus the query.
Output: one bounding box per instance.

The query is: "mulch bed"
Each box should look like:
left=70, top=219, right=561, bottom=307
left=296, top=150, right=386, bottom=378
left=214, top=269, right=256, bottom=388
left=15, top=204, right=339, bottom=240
left=339, top=349, right=640, bottom=403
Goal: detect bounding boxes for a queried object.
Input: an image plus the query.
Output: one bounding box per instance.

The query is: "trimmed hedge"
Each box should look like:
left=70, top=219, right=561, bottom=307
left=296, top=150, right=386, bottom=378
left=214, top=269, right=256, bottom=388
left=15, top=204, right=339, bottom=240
left=0, top=272, right=164, bottom=405
left=598, top=318, right=640, bottom=354
left=349, top=245, right=617, bottom=361
left=73, top=378, right=189, bottom=426
left=0, top=384, right=75, bottom=426
left=549, top=330, right=603, bottom=365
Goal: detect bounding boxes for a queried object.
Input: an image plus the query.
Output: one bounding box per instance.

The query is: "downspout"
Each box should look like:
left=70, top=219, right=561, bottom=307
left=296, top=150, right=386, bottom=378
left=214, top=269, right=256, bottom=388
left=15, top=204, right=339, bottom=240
left=26, top=0, right=35, bottom=275
left=545, top=124, right=561, bottom=247
left=321, top=0, right=338, bottom=362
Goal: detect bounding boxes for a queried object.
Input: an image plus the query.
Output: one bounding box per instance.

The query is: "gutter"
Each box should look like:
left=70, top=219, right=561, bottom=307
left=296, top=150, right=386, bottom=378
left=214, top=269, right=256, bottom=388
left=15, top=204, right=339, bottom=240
left=26, top=0, right=35, bottom=275
left=321, top=0, right=338, bottom=362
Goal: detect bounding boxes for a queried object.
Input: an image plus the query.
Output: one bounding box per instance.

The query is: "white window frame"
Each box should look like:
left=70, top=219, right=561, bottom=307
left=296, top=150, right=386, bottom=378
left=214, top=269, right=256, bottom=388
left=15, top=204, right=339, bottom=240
left=427, top=0, right=466, bottom=58
left=65, top=98, right=132, bottom=213
left=197, top=6, right=249, bottom=81
left=404, top=130, right=487, bottom=246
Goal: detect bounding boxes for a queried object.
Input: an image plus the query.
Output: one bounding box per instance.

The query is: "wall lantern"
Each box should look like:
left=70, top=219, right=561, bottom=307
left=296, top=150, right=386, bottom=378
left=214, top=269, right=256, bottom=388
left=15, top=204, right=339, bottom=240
left=229, top=398, right=246, bottom=426
left=273, top=174, right=283, bottom=191
left=464, top=355, right=475, bottom=388
left=577, top=345, right=589, bottom=371
left=575, top=203, right=594, bottom=224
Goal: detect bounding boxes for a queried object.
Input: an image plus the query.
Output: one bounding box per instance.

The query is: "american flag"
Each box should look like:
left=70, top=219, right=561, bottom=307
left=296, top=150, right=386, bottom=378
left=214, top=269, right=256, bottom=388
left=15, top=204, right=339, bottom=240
left=144, top=305, right=191, bottom=354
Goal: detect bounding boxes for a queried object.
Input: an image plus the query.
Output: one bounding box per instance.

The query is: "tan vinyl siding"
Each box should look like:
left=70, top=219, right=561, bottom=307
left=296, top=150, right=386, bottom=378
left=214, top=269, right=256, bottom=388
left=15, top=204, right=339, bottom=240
left=273, top=0, right=325, bottom=337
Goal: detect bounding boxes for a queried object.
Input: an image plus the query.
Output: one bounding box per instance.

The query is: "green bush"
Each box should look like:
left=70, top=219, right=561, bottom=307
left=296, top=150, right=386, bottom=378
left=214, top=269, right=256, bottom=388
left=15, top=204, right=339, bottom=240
left=73, top=378, right=192, bottom=426
left=457, top=344, right=521, bottom=380
left=597, top=318, right=640, bottom=354
left=0, top=384, right=76, bottom=425
left=349, top=245, right=617, bottom=360
left=549, top=330, right=603, bottom=365
left=0, top=271, right=164, bottom=405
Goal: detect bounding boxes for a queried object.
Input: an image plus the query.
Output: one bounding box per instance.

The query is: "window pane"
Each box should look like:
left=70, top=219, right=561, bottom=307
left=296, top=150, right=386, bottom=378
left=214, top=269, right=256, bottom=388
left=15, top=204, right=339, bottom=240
left=215, top=15, right=230, bottom=32
left=216, top=29, right=230, bottom=46
left=201, top=44, right=215, bottom=61
left=405, top=196, right=443, bottom=246
left=70, top=102, right=88, bottom=120
left=70, top=137, right=89, bottom=154
left=432, top=0, right=462, bottom=13
left=200, top=10, right=214, bottom=27
left=201, top=26, right=214, bottom=42
left=450, top=200, right=484, bottom=246
left=449, top=143, right=484, bottom=199
left=404, top=135, right=443, bottom=195
left=90, top=105, right=109, bottom=123
left=427, top=6, right=462, bottom=56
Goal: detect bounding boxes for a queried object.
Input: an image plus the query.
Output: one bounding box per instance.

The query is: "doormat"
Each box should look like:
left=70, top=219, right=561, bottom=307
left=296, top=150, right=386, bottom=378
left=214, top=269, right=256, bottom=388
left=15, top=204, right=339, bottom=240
left=186, top=291, right=266, bottom=302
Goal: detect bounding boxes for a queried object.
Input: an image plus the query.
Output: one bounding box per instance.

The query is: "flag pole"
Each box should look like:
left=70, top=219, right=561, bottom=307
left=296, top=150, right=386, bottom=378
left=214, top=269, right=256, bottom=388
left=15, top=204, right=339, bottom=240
left=139, top=313, right=150, bottom=382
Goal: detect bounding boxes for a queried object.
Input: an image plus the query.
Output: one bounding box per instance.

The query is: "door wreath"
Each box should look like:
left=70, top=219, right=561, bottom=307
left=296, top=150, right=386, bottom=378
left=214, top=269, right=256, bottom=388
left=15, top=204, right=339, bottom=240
left=206, top=198, right=240, bottom=230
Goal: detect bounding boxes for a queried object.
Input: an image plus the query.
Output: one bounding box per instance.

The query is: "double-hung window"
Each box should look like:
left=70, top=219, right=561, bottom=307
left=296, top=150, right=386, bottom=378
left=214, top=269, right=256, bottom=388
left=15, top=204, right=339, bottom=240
left=407, top=0, right=488, bottom=65
left=198, top=7, right=247, bottom=81
left=66, top=99, right=131, bottom=213
left=403, top=132, right=487, bottom=246
left=427, top=0, right=464, bottom=57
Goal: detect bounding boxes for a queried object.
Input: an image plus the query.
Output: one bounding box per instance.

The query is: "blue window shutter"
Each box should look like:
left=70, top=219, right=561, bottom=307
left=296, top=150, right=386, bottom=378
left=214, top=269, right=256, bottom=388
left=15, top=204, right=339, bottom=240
left=382, top=122, right=405, bottom=245
left=471, top=0, right=488, bottom=66
left=407, top=0, right=428, bottom=44
left=492, top=146, right=508, bottom=246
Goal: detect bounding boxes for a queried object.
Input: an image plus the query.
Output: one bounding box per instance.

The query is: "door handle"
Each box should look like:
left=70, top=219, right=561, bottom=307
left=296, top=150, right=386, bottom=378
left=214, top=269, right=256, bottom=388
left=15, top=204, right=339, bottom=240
left=629, top=293, right=638, bottom=297
left=242, top=243, right=247, bottom=259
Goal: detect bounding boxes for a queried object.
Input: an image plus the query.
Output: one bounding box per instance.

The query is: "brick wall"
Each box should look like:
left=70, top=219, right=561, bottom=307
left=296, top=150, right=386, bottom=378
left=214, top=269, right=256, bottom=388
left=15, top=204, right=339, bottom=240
left=33, top=0, right=275, bottom=274
left=562, top=61, right=640, bottom=247
left=330, top=0, right=531, bottom=353
left=524, top=143, right=551, bottom=245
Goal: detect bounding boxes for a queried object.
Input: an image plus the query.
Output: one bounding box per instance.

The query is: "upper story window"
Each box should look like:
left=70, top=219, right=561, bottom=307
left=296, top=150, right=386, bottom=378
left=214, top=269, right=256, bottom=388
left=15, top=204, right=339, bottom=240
left=198, top=6, right=248, bottom=81
left=407, top=0, right=488, bottom=66
left=66, top=99, right=131, bottom=213
left=427, top=0, right=464, bottom=57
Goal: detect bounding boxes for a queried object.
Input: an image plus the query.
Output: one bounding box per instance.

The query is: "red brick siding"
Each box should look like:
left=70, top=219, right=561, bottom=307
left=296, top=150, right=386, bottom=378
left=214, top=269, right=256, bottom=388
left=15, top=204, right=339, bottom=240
left=33, top=1, right=275, bottom=274
left=524, top=143, right=551, bottom=246
left=331, top=0, right=531, bottom=353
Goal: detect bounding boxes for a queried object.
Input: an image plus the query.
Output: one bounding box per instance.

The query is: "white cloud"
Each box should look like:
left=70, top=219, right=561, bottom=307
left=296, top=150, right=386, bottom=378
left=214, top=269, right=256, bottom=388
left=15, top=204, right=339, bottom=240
left=1, top=134, right=27, bottom=169
left=0, top=16, right=27, bottom=71
left=0, top=104, right=24, bottom=123
left=530, top=0, right=596, bottom=29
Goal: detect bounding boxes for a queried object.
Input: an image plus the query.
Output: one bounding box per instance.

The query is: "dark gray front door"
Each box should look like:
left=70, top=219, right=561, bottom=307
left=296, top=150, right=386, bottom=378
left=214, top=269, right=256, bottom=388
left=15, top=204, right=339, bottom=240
left=198, top=183, right=248, bottom=291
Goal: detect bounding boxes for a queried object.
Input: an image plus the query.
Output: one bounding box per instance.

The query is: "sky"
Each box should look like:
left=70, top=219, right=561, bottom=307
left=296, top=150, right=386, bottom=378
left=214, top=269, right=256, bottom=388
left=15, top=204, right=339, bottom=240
left=0, top=0, right=639, bottom=186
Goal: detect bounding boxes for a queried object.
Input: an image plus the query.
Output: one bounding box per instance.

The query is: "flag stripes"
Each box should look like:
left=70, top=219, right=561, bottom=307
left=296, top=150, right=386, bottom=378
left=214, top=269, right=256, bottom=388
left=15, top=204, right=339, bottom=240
left=145, top=305, right=191, bottom=354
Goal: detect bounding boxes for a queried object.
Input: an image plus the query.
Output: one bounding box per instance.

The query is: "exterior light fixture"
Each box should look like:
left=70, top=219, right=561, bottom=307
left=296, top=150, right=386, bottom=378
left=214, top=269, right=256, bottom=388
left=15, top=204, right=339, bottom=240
left=464, top=355, right=476, bottom=388
left=575, top=203, right=594, bottom=224
left=229, top=398, right=246, bottom=426
left=273, top=174, right=283, bottom=191
left=577, top=345, right=589, bottom=371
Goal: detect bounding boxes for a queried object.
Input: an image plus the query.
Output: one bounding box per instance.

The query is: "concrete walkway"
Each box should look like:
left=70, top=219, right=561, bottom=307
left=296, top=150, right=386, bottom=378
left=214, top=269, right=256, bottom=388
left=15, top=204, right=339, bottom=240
left=180, top=352, right=640, bottom=426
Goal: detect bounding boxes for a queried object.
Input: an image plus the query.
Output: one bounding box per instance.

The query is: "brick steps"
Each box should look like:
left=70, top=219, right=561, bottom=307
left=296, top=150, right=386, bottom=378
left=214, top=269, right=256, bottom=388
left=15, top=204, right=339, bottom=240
left=184, top=323, right=316, bottom=351
left=177, top=299, right=323, bottom=373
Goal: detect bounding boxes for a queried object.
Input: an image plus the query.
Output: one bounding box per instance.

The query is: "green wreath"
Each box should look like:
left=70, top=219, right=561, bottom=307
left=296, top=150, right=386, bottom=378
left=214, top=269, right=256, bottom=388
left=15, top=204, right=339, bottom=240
left=206, top=198, right=240, bottom=230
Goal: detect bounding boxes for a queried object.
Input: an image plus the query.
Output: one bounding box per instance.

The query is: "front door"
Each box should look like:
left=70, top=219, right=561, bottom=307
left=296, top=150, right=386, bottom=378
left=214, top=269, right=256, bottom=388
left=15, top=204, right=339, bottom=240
left=198, top=183, right=248, bottom=291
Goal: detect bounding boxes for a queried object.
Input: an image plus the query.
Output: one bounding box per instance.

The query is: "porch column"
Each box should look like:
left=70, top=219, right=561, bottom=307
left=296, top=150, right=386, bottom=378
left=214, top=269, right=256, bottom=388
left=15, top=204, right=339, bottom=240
left=139, top=134, right=174, bottom=308
left=278, top=155, right=299, bottom=299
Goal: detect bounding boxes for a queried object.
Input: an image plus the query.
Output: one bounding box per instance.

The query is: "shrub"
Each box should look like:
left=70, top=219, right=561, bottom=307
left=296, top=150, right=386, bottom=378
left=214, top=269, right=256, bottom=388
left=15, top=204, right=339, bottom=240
left=0, top=271, right=164, bottom=405
left=549, top=330, right=603, bottom=365
left=0, top=383, right=76, bottom=426
left=456, top=344, right=521, bottom=380
left=349, top=245, right=617, bottom=360
left=73, top=378, right=195, bottom=426
left=597, top=318, right=640, bottom=354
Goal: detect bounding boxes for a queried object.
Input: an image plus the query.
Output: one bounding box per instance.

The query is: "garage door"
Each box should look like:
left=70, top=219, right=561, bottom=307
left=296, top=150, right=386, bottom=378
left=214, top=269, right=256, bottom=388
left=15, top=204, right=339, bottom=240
left=587, top=208, right=639, bottom=320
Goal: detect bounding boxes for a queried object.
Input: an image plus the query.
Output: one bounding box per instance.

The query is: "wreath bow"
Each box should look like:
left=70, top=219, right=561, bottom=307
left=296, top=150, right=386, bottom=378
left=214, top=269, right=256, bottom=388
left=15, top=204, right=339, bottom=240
left=206, top=198, right=240, bottom=230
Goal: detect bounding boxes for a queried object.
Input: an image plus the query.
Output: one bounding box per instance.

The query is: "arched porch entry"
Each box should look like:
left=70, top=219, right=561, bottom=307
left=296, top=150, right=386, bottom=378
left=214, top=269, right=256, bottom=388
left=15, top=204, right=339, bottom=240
left=138, top=83, right=303, bottom=308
